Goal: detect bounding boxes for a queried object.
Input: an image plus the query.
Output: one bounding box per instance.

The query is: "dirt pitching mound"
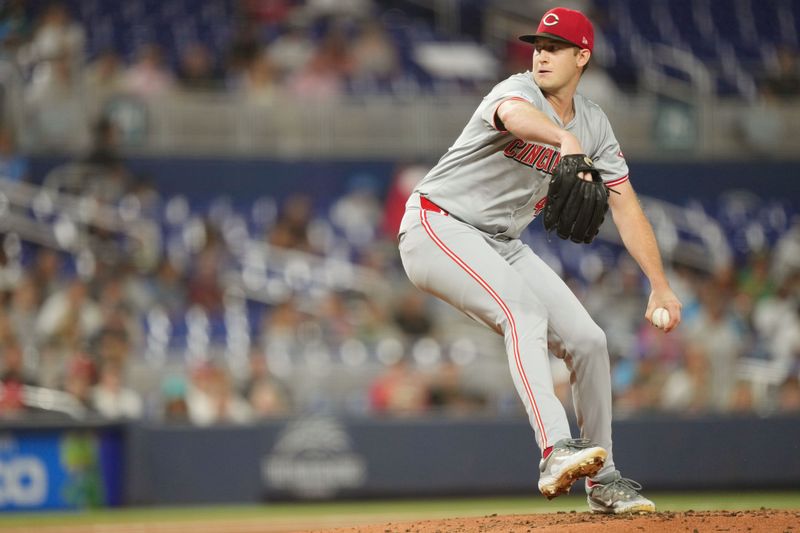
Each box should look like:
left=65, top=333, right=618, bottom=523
left=317, top=508, right=800, bottom=532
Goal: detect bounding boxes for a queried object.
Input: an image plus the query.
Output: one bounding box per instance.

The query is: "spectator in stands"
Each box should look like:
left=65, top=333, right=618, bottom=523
left=95, top=272, right=143, bottom=340
left=94, top=327, right=133, bottom=369
left=0, top=310, right=13, bottom=348
left=26, top=1, right=85, bottom=75
left=503, top=37, right=534, bottom=78
left=306, top=0, right=372, bottom=18
left=249, top=377, right=291, bottom=418
left=123, top=43, right=175, bottom=99
left=242, top=348, right=291, bottom=419
left=36, top=279, right=103, bottom=347
left=427, top=360, right=485, bottom=415
left=149, top=258, right=188, bottom=319
left=186, top=362, right=252, bottom=425
left=634, top=318, right=684, bottom=365
left=91, top=361, right=143, bottom=419
left=752, top=274, right=800, bottom=374
left=261, top=298, right=302, bottom=351
left=317, top=291, right=354, bottom=343
left=242, top=348, right=287, bottom=395
left=585, top=258, right=648, bottom=357
left=161, top=374, right=190, bottom=423
left=350, top=292, right=394, bottom=343
left=0, top=381, right=25, bottom=416
left=614, top=356, right=665, bottom=416
left=31, top=247, right=64, bottom=300
left=80, top=116, right=132, bottom=202
left=369, top=357, right=428, bottom=416
left=1, top=341, right=36, bottom=387
left=771, top=219, right=800, bottom=284
left=760, top=45, right=800, bottom=99
left=381, top=165, right=427, bottom=239
left=7, top=274, right=40, bottom=351
left=684, top=287, right=748, bottom=411
left=392, top=290, right=434, bottom=339
left=268, top=194, right=315, bottom=252
left=740, top=87, right=784, bottom=155
left=777, top=375, right=800, bottom=413
left=0, top=342, right=27, bottom=416
left=738, top=251, right=776, bottom=306
left=0, top=127, right=29, bottom=182
left=239, top=0, right=294, bottom=28
left=330, top=175, right=383, bottom=249
left=63, top=351, right=96, bottom=411
left=287, top=53, right=344, bottom=99
left=728, top=379, right=755, bottom=414
left=83, top=49, right=126, bottom=106
left=239, top=52, right=280, bottom=104
left=577, top=64, right=622, bottom=110
left=186, top=248, right=225, bottom=316
left=287, top=27, right=350, bottom=100
left=350, top=21, right=400, bottom=86
left=0, top=0, right=31, bottom=54
left=226, top=19, right=262, bottom=88
left=531, top=0, right=593, bottom=13
left=267, top=23, right=315, bottom=80
left=177, top=43, right=222, bottom=91
left=659, top=344, right=711, bottom=414
left=34, top=341, right=62, bottom=390
left=25, top=53, right=86, bottom=149
left=127, top=175, right=162, bottom=220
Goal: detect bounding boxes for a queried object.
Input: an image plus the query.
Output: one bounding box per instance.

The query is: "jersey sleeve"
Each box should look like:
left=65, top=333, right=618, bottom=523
left=592, top=114, right=629, bottom=187
left=480, top=76, right=545, bottom=132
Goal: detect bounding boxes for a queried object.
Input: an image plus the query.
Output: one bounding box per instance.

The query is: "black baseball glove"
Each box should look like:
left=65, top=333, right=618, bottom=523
left=542, top=154, right=610, bottom=244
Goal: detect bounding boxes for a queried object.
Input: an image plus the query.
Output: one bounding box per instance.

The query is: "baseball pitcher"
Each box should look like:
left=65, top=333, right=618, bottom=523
left=397, top=7, right=682, bottom=513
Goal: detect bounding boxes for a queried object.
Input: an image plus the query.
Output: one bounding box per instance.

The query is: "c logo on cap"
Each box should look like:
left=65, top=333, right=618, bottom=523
left=543, top=13, right=559, bottom=26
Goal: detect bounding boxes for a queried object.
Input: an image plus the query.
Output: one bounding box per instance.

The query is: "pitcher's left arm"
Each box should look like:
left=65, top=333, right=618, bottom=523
left=608, top=180, right=682, bottom=332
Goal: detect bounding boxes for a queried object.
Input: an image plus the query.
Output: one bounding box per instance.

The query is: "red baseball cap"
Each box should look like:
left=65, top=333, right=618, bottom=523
left=519, top=7, right=594, bottom=52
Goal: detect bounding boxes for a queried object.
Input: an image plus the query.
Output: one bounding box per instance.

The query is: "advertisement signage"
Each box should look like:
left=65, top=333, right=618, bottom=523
left=0, top=429, right=123, bottom=511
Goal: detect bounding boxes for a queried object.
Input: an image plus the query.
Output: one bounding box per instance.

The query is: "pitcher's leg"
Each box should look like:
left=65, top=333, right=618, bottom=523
left=399, top=211, right=570, bottom=451
left=506, top=243, right=615, bottom=475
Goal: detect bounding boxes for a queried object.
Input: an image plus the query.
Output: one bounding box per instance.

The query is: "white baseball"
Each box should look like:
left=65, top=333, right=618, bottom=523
left=651, top=307, right=670, bottom=329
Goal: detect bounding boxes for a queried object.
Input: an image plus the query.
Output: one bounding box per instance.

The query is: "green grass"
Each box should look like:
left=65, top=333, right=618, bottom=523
left=0, top=492, right=797, bottom=527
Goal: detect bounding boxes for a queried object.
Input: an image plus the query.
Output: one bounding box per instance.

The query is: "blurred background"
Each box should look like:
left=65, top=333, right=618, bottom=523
left=0, top=0, right=797, bottom=512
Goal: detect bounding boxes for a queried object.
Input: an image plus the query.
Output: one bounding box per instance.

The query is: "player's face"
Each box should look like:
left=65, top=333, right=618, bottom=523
left=532, top=38, right=584, bottom=91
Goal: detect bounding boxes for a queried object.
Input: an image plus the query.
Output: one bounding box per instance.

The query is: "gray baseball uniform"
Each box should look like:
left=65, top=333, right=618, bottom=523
left=398, top=71, right=628, bottom=476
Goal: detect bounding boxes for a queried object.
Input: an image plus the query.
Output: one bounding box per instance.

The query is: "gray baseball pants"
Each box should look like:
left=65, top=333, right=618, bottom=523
left=398, top=195, right=615, bottom=476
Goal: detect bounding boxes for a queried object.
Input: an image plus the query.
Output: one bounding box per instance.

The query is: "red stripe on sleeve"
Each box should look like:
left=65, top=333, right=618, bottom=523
left=605, top=174, right=629, bottom=188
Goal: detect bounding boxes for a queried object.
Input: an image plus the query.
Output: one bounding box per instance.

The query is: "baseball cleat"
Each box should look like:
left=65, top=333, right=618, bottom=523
left=586, top=471, right=656, bottom=514
left=537, top=438, right=607, bottom=500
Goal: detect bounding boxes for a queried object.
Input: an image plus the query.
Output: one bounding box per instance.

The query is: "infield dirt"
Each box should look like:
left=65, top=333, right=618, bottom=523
left=313, top=509, right=800, bottom=532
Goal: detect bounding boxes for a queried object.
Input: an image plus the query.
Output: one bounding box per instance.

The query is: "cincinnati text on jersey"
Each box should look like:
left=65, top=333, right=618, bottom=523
left=503, top=139, right=562, bottom=174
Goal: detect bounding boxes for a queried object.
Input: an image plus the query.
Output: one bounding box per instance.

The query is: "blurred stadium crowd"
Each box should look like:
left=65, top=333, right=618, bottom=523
left=0, top=0, right=798, bottom=425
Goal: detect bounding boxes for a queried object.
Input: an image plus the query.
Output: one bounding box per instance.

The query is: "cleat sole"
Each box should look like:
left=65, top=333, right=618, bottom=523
left=539, top=450, right=607, bottom=500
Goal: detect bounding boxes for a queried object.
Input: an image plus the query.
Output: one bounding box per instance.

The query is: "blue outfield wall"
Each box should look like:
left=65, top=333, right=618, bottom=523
left=1, top=415, right=797, bottom=508
left=28, top=156, right=800, bottom=207
left=124, top=415, right=800, bottom=505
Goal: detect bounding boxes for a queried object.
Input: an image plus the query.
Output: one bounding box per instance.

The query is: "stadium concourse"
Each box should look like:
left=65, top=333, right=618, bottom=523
left=0, top=0, right=796, bottom=520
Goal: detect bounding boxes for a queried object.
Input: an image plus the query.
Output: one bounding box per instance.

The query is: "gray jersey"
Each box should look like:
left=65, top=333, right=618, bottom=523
left=411, top=72, right=629, bottom=240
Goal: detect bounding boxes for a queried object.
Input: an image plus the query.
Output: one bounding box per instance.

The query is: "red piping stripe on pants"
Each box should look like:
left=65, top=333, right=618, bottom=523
left=418, top=208, right=548, bottom=449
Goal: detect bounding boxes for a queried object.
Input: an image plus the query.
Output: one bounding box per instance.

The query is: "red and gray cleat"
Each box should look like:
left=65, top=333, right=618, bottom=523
left=586, top=471, right=656, bottom=514
left=537, top=438, right=607, bottom=500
